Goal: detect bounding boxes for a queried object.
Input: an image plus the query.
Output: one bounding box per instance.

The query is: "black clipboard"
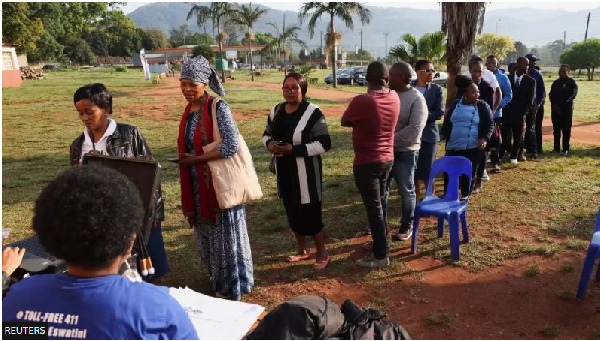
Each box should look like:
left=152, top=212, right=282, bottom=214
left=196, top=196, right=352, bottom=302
left=81, top=154, right=159, bottom=249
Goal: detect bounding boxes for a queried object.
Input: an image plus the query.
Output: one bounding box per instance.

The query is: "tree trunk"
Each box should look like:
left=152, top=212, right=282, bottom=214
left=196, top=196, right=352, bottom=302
left=445, top=49, right=462, bottom=111
left=249, top=28, right=255, bottom=81
left=331, top=14, right=338, bottom=88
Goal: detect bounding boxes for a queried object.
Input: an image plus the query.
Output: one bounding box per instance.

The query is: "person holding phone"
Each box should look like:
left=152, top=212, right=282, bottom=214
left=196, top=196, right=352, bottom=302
left=69, top=83, right=169, bottom=281
left=177, top=56, right=254, bottom=300
left=262, top=73, right=331, bottom=269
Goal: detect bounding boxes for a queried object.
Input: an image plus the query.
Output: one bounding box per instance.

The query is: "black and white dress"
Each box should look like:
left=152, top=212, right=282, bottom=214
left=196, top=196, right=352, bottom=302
left=262, top=100, right=331, bottom=236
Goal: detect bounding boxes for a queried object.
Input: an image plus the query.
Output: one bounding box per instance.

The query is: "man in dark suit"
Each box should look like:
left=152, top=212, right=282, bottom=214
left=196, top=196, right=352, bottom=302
left=502, top=57, right=536, bottom=164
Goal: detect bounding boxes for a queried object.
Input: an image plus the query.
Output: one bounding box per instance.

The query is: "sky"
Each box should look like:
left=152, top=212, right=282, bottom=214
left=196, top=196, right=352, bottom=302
left=122, top=0, right=600, bottom=14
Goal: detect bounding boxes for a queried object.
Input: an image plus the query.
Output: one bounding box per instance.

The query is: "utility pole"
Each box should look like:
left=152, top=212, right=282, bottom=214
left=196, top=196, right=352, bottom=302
left=360, top=29, right=363, bottom=51
left=584, top=12, right=591, bottom=40
left=563, top=31, right=566, bottom=49
left=384, top=32, right=389, bottom=60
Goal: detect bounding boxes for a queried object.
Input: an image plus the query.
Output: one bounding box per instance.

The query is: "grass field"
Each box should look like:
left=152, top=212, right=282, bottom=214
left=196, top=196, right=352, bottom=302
left=2, top=70, right=600, bottom=317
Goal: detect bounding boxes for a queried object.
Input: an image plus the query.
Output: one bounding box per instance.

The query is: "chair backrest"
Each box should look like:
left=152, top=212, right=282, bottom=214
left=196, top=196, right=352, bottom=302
left=426, top=156, right=473, bottom=201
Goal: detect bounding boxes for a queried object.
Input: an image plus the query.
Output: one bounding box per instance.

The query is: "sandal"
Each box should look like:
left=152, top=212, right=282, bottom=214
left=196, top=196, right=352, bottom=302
left=287, top=252, right=311, bottom=262
left=313, top=256, right=331, bottom=269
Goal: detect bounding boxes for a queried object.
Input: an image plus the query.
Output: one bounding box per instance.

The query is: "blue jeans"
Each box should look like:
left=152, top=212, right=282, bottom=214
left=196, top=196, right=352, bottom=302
left=383, top=150, right=419, bottom=227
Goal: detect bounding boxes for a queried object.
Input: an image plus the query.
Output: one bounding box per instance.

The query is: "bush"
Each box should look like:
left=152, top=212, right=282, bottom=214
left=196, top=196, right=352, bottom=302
left=191, top=45, right=215, bottom=64
left=114, top=66, right=128, bottom=72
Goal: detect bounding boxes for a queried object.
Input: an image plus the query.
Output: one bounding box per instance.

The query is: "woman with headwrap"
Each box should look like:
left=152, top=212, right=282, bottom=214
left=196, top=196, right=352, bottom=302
left=177, top=56, right=253, bottom=301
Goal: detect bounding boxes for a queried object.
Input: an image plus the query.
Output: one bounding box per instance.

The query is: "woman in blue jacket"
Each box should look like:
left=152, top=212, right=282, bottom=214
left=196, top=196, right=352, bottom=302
left=441, top=75, right=494, bottom=199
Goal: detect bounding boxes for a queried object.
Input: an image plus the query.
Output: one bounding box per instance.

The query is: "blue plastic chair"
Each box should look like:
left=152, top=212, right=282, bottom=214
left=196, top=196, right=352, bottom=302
left=576, top=203, right=600, bottom=300
left=411, top=156, right=472, bottom=261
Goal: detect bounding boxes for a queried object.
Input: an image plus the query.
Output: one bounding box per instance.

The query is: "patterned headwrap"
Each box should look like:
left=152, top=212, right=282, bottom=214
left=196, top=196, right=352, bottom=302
left=180, top=55, right=225, bottom=97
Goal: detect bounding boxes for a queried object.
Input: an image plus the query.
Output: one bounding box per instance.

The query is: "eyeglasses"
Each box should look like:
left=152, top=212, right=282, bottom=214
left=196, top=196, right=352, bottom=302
left=282, top=86, right=300, bottom=93
left=419, top=69, right=436, bottom=73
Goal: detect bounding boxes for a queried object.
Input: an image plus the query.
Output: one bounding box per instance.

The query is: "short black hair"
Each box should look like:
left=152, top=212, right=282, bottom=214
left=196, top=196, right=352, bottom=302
left=468, top=58, right=484, bottom=70
left=486, top=55, right=497, bottom=60
left=32, top=165, right=144, bottom=269
left=366, top=61, right=389, bottom=86
left=560, top=64, right=570, bottom=70
left=73, top=83, right=113, bottom=115
left=415, top=59, right=432, bottom=71
left=455, top=75, right=474, bottom=98
left=283, top=73, right=308, bottom=98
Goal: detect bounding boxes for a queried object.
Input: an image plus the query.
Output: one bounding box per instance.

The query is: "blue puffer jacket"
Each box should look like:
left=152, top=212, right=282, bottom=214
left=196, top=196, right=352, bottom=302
left=441, top=98, right=494, bottom=151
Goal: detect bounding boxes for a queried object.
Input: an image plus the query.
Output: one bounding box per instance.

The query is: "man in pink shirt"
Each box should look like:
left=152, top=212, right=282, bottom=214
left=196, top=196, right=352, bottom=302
left=341, top=61, right=400, bottom=268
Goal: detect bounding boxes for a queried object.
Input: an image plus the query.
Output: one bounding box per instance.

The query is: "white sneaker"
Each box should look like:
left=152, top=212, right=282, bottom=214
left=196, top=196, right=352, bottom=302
left=510, top=159, right=518, bottom=164
left=481, top=170, right=490, bottom=181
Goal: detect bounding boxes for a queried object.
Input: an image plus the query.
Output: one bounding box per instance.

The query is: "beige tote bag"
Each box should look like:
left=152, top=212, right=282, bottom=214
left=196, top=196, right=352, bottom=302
left=203, top=98, right=263, bottom=209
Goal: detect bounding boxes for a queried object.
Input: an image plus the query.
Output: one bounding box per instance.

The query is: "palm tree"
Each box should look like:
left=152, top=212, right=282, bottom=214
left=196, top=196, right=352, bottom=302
left=299, top=2, right=372, bottom=88
left=229, top=3, right=267, bottom=81
left=441, top=2, right=486, bottom=108
left=187, top=2, right=235, bottom=83
left=264, top=19, right=306, bottom=77
left=389, top=31, right=446, bottom=67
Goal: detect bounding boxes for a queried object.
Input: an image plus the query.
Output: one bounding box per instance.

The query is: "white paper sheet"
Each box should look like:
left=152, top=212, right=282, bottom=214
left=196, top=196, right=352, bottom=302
left=169, top=287, right=264, bottom=340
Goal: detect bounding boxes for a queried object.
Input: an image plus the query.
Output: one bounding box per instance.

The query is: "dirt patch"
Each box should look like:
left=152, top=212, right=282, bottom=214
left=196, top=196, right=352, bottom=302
left=248, top=251, right=598, bottom=339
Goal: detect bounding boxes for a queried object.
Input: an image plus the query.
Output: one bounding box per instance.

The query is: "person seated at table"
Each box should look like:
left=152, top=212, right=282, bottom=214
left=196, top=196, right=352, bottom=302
left=2, top=165, right=198, bottom=340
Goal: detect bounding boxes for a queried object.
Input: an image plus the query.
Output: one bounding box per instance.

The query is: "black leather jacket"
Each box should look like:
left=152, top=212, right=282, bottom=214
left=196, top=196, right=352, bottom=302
left=69, top=123, right=164, bottom=221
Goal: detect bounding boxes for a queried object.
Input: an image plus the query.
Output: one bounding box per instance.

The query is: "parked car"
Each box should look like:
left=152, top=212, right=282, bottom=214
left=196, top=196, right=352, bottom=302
left=338, top=66, right=367, bottom=85
left=42, top=65, right=60, bottom=70
left=357, top=73, right=367, bottom=86
left=432, top=71, right=448, bottom=87
left=324, top=69, right=346, bottom=84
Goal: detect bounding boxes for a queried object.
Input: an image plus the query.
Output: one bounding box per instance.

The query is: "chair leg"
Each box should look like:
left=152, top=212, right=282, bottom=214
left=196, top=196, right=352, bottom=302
left=460, top=211, right=469, bottom=243
left=449, top=213, right=460, bottom=261
left=577, top=244, right=600, bottom=300
left=437, top=216, right=444, bottom=238
left=411, top=211, right=421, bottom=254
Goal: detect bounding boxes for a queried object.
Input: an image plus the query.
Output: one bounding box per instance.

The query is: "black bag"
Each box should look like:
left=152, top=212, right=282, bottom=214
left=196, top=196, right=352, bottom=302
left=246, top=295, right=410, bottom=340
left=487, top=123, right=502, bottom=150
left=341, top=299, right=411, bottom=340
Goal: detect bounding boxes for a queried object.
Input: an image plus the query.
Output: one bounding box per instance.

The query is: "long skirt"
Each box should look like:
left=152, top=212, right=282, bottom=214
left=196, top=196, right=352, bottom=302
left=193, top=205, right=254, bottom=301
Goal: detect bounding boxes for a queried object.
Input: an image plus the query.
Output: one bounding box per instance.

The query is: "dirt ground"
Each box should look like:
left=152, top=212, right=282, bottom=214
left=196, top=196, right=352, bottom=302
left=158, top=77, right=600, bottom=339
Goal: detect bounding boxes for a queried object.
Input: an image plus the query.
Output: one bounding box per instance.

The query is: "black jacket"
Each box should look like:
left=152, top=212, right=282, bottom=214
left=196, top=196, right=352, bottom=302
left=441, top=99, right=495, bottom=149
left=504, top=73, right=536, bottom=124
left=549, top=77, right=578, bottom=110
left=69, top=123, right=164, bottom=221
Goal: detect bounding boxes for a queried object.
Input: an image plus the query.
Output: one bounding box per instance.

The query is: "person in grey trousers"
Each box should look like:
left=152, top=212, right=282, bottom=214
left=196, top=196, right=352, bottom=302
left=386, top=62, right=428, bottom=242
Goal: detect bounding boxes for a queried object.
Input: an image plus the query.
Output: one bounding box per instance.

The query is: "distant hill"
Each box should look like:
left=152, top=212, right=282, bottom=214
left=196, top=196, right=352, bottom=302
left=129, top=3, right=600, bottom=58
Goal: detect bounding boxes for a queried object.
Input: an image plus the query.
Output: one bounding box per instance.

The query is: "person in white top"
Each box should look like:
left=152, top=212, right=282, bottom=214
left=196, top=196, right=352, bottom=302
left=463, top=55, right=501, bottom=114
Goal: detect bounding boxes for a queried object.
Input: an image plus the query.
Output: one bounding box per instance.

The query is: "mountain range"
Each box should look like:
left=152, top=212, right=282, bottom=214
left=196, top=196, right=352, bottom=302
left=128, top=2, right=600, bottom=58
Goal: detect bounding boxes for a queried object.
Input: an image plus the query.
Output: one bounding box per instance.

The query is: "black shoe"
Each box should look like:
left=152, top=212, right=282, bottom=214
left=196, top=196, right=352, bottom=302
left=529, top=153, right=538, bottom=159
left=537, top=150, right=544, bottom=154
left=393, top=224, right=413, bottom=241
left=562, top=150, right=569, bottom=156
left=552, top=149, right=560, bottom=153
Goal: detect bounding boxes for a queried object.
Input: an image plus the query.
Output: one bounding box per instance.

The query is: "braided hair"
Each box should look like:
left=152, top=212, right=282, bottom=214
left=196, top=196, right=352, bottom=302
left=455, top=75, right=474, bottom=99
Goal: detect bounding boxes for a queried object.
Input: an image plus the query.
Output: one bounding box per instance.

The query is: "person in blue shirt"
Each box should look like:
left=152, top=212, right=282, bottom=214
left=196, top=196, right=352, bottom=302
left=486, top=55, right=513, bottom=173
left=2, top=165, right=198, bottom=340
left=411, top=59, right=444, bottom=201
left=441, top=75, right=494, bottom=199
left=524, top=53, right=546, bottom=158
